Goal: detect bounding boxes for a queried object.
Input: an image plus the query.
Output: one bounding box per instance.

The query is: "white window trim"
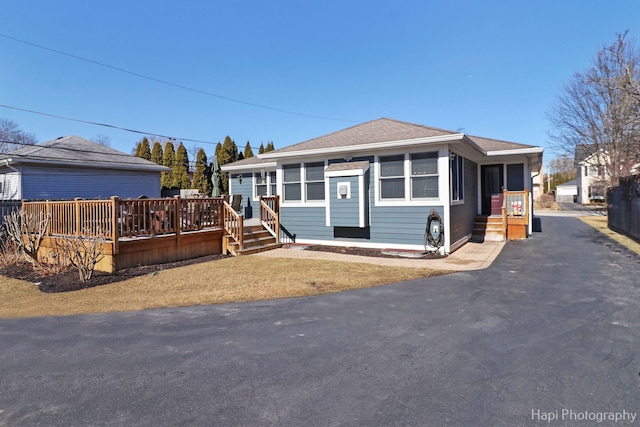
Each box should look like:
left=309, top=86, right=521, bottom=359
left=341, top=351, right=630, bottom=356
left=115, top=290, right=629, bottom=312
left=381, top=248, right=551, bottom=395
left=252, top=169, right=277, bottom=201
left=450, top=152, right=464, bottom=206
left=375, top=148, right=446, bottom=206
left=279, top=161, right=327, bottom=207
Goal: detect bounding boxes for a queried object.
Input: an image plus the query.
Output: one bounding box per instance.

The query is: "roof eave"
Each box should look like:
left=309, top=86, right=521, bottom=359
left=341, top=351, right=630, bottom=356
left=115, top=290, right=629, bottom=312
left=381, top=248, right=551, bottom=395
left=485, top=147, right=544, bottom=156
left=259, top=134, right=466, bottom=160
left=6, top=157, right=169, bottom=172
left=221, top=161, right=277, bottom=172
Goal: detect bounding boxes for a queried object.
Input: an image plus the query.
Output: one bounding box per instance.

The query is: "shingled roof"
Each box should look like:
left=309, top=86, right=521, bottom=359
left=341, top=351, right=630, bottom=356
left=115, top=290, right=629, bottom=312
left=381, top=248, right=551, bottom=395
left=258, top=118, right=538, bottom=158
left=0, top=136, right=169, bottom=172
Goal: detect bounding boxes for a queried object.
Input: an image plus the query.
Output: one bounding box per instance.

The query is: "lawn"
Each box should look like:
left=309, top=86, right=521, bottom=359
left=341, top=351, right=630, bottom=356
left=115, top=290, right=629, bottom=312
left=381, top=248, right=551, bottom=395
left=578, top=216, right=640, bottom=255
left=0, top=256, right=450, bottom=318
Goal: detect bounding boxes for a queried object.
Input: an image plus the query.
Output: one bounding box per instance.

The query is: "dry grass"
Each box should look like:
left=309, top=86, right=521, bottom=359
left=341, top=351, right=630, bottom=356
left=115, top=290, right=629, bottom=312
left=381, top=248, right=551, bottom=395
left=579, top=216, right=640, bottom=255
left=0, top=257, right=450, bottom=318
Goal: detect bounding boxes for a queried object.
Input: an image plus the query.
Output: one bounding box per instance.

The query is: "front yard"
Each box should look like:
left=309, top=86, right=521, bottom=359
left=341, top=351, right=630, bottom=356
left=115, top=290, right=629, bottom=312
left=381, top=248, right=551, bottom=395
left=0, top=256, right=450, bottom=318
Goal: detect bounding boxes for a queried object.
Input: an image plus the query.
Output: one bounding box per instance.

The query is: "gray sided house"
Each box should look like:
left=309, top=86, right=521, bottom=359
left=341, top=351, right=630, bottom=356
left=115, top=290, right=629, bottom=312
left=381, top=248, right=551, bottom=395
left=222, top=118, right=543, bottom=254
left=0, top=135, right=169, bottom=200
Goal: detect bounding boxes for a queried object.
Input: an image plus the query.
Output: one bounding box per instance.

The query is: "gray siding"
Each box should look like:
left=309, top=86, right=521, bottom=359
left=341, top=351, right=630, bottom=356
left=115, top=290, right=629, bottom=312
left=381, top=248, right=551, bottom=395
left=21, top=165, right=162, bottom=200
left=370, top=205, right=444, bottom=246
left=329, top=176, right=360, bottom=227
left=450, top=158, right=478, bottom=244
left=228, top=173, right=253, bottom=211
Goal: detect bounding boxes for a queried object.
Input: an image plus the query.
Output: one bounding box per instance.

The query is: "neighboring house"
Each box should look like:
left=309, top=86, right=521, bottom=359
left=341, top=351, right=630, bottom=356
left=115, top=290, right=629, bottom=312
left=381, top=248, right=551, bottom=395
left=575, top=146, right=607, bottom=204
left=222, top=118, right=543, bottom=254
left=555, top=179, right=578, bottom=203
left=0, top=135, right=169, bottom=200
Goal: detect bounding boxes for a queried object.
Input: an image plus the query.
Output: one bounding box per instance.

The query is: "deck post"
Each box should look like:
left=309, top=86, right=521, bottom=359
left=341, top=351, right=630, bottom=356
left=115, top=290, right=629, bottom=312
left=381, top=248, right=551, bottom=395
left=74, top=197, right=81, bottom=236
left=111, top=196, right=120, bottom=255
left=174, top=195, right=181, bottom=245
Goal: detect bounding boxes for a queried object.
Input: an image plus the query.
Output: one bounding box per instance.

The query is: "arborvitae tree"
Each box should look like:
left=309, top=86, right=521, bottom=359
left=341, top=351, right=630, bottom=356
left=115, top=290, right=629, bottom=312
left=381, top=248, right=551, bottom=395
left=150, top=141, right=163, bottom=165
left=192, top=148, right=211, bottom=195
left=218, top=136, right=238, bottom=193
left=244, top=141, right=254, bottom=158
left=214, top=142, right=222, bottom=160
left=238, top=152, right=244, bottom=161
left=161, top=141, right=176, bottom=190
left=135, top=137, right=152, bottom=160
left=173, top=142, right=191, bottom=189
left=258, top=142, right=265, bottom=154
left=265, top=141, right=275, bottom=152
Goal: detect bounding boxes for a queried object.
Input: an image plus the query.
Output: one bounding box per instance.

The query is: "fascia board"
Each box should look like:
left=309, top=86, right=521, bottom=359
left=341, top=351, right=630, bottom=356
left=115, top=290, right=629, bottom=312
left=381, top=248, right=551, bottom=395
left=7, top=157, right=170, bottom=172
left=221, top=162, right=277, bottom=172
left=485, top=147, right=544, bottom=156
left=259, top=134, right=466, bottom=160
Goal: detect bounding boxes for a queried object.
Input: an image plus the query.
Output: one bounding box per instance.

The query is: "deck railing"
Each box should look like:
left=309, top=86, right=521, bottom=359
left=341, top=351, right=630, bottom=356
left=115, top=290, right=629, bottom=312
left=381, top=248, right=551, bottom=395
left=259, top=195, right=280, bottom=241
left=21, top=196, right=226, bottom=243
left=223, top=201, right=243, bottom=251
left=503, top=189, right=530, bottom=219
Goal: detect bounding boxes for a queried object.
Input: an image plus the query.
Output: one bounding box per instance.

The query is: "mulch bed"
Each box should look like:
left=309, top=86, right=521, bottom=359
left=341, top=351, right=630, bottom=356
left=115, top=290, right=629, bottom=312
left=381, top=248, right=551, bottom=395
left=303, top=245, right=446, bottom=259
left=0, top=254, right=227, bottom=293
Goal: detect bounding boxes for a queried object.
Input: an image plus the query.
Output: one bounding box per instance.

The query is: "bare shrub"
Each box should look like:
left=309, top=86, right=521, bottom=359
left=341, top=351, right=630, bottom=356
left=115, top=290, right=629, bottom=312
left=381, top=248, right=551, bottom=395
left=0, top=236, right=24, bottom=267
left=3, top=210, right=50, bottom=265
left=56, top=233, right=106, bottom=282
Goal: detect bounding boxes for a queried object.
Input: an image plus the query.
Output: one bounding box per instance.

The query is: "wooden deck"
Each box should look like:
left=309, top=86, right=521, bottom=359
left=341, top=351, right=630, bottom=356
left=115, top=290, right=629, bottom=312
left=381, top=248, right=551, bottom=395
left=22, top=195, right=281, bottom=272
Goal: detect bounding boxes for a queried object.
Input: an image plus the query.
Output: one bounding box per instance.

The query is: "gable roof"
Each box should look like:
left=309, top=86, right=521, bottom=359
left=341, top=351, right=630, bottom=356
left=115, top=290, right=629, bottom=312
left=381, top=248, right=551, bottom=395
left=0, top=136, right=169, bottom=172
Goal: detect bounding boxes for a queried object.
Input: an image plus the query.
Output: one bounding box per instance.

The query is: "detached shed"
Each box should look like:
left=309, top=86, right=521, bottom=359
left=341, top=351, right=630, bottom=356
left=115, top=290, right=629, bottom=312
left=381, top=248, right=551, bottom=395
left=0, top=136, right=169, bottom=200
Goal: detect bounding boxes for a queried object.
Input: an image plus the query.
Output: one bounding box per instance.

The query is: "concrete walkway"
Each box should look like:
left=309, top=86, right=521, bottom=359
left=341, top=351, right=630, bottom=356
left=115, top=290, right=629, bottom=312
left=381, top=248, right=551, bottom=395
left=253, top=240, right=505, bottom=271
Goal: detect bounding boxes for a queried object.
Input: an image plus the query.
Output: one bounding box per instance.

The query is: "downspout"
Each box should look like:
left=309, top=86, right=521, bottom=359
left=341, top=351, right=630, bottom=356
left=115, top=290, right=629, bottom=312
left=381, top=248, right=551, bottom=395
left=530, top=169, right=540, bottom=236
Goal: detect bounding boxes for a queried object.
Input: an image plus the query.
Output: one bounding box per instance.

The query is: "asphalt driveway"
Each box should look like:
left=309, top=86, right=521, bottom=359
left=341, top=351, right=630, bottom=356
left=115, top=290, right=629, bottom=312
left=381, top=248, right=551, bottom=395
left=1, top=216, right=639, bottom=426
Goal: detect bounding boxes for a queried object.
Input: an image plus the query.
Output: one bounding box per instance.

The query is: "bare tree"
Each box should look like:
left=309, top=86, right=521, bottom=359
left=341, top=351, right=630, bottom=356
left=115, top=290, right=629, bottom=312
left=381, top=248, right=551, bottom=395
left=90, top=134, right=112, bottom=147
left=548, top=31, right=640, bottom=185
left=0, top=117, right=38, bottom=153
left=3, top=210, right=50, bottom=265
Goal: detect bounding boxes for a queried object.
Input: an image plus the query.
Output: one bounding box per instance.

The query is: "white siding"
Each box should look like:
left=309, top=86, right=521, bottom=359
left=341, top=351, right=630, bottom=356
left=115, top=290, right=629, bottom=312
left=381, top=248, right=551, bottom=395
left=0, top=171, right=21, bottom=200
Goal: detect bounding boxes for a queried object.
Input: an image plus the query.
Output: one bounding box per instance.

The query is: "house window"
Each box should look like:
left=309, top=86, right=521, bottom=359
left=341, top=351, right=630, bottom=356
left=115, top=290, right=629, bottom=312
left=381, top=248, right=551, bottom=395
left=283, top=164, right=301, bottom=201
left=379, top=155, right=405, bottom=199
left=450, top=153, right=464, bottom=202
left=254, top=171, right=276, bottom=198
left=411, top=152, right=438, bottom=199
left=305, top=162, right=325, bottom=201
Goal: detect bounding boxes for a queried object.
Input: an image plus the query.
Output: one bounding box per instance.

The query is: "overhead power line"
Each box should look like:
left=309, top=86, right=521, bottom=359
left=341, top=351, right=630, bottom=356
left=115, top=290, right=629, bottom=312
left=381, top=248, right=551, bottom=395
left=0, top=33, right=358, bottom=123
left=0, top=103, right=218, bottom=145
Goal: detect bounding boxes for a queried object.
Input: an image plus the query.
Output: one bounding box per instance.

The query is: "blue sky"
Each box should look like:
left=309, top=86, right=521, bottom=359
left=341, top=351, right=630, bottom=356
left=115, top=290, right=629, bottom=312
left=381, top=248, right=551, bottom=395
left=1, top=1, right=638, bottom=161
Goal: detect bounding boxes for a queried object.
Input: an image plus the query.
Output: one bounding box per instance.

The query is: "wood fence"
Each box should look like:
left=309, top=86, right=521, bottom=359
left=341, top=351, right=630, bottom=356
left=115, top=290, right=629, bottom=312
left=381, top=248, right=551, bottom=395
left=608, top=175, right=640, bottom=241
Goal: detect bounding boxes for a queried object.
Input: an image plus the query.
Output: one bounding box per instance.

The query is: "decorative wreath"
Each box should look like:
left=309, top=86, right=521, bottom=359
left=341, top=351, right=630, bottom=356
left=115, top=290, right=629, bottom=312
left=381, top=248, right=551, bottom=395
left=425, top=210, right=444, bottom=249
